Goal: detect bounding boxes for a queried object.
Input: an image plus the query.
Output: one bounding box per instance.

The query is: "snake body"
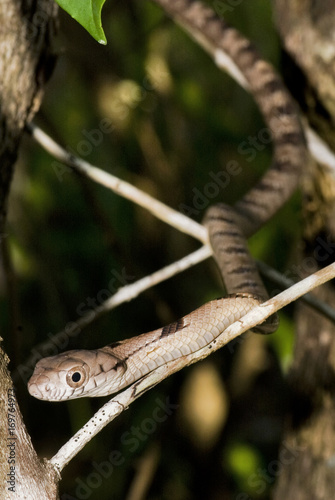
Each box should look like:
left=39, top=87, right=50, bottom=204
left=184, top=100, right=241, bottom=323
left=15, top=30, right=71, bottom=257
left=28, top=295, right=260, bottom=401
left=27, top=0, right=306, bottom=402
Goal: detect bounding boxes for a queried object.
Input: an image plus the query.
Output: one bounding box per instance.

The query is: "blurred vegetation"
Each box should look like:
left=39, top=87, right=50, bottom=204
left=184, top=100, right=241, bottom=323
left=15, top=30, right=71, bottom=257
left=1, top=0, right=301, bottom=498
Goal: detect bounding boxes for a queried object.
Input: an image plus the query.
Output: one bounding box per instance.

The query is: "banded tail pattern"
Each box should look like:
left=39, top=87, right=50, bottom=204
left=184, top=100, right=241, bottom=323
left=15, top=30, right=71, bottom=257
left=153, top=0, right=306, bottom=236
left=153, top=0, right=306, bottom=333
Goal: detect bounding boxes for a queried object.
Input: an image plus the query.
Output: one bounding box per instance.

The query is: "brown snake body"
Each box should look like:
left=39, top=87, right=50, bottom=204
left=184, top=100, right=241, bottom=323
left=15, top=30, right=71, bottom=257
left=28, top=0, right=306, bottom=402
left=28, top=295, right=260, bottom=401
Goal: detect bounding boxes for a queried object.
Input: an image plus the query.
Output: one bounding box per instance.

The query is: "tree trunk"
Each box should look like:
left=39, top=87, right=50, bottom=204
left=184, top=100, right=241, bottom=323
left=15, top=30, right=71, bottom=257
left=273, top=2, right=335, bottom=498
left=0, top=346, right=59, bottom=499
left=0, top=1, right=59, bottom=498
left=0, top=0, right=57, bottom=234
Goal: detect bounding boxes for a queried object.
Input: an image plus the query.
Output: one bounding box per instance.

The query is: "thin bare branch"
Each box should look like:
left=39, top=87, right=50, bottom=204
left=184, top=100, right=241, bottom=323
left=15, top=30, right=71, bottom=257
left=257, top=261, right=335, bottom=323
left=27, top=123, right=208, bottom=244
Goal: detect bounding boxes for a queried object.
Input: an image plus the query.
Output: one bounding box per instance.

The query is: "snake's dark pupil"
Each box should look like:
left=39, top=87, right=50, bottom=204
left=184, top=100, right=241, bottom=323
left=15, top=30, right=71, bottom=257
left=72, top=372, right=81, bottom=383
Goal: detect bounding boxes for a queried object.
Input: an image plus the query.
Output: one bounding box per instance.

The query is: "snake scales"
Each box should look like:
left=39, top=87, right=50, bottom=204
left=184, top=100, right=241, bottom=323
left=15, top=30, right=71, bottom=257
left=28, top=0, right=306, bottom=402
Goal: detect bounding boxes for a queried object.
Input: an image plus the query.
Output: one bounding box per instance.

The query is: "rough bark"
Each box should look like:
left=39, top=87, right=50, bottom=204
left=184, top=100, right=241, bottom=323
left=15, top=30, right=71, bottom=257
left=273, top=284, right=335, bottom=500
left=273, top=2, right=335, bottom=498
left=0, top=0, right=59, bottom=498
left=0, top=0, right=57, bottom=235
left=0, top=346, right=59, bottom=499
left=273, top=0, right=335, bottom=146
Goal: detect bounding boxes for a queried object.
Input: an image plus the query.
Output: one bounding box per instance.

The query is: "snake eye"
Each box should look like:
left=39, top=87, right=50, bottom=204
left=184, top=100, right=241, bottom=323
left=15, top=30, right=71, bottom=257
left=66, top=366, right=88, bottom=388
left=72, top=372, right=81, bottom=382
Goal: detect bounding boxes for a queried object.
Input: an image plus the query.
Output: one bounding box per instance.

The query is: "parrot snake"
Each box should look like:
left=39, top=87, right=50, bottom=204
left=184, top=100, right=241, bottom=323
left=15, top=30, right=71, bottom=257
left=28, top=0, right=306, bottom=402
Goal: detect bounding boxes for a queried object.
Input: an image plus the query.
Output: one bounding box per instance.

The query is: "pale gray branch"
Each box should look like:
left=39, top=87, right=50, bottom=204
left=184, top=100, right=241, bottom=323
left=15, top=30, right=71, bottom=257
left=27, top=123, right=208, bottom=244
left=257, top=261, right=335, bottom=323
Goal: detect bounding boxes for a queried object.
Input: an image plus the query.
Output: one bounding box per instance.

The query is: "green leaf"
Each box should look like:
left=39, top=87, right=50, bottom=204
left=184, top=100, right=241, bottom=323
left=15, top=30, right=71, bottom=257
left=55, top=0, right=107, bottom=44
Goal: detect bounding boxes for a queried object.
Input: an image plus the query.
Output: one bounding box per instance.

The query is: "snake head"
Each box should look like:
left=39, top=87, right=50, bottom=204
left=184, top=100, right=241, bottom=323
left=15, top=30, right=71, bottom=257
left=28, top=349, right=126, bottom=401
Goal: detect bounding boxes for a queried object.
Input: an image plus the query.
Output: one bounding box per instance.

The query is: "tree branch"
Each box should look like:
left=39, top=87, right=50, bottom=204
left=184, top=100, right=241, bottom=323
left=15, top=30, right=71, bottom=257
left=27, top=123, right=208, bottom=244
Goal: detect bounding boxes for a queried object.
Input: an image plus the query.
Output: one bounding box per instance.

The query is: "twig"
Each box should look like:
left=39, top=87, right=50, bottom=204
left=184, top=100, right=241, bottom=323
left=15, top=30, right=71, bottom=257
left=103, top=244, right=212, bottom=304
left=27, top=123, right=208, bottom=244
left=49, top=262, right=335, bottom=472
left=257, top=261, right=335, bottom=323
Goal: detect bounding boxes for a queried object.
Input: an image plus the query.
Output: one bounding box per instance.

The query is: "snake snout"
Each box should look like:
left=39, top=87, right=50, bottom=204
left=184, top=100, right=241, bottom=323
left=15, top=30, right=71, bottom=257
left=27, top=374, right=50, bottom=400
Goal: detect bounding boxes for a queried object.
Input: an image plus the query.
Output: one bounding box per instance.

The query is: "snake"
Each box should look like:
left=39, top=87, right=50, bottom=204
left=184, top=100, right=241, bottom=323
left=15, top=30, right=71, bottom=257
left=27, top=0, right=306, bottom=402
